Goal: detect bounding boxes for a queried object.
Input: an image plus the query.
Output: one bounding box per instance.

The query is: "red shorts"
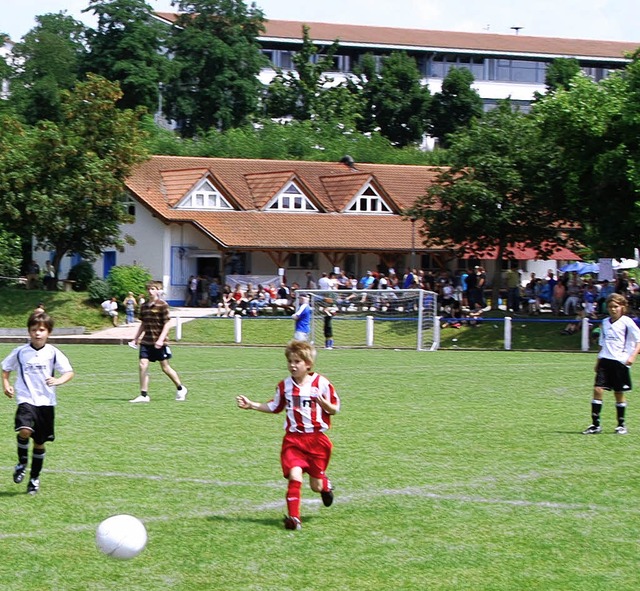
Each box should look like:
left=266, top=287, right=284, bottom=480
left=280, top=432, right=333, bottom=479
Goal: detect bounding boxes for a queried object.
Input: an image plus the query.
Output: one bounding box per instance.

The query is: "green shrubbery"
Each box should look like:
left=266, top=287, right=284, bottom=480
left=106, top=264, right=152, bottom=301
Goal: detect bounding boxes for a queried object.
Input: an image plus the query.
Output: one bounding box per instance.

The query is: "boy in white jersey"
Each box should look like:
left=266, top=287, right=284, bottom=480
left=583, top=293, right=640, bottom=435
left=2, top=312, right=74, bottom=494
left=236, top=340, right=340, bottom=530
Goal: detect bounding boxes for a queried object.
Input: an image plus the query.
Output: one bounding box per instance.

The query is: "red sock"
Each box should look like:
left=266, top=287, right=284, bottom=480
left=286, top=480, right=302, bottom=519
left=321, top=474, right=331, bottom=492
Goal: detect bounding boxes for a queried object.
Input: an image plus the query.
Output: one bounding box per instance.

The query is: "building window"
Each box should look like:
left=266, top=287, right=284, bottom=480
left=288, top=253, right=317, bottom=269
left=345, top=185, right=392, bottom=214
left=266, top=182, right=317, bottom=211
left=178, top=180, right=233, bottom=210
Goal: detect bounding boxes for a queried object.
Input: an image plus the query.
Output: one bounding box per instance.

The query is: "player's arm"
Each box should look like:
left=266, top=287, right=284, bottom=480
left=315, top=393, right=339, bottom=415
left=2, top=369, right=14, bottom=398
left=236, top=395, right=272, bottom=413
left=46, top=370, right=75, bottom=387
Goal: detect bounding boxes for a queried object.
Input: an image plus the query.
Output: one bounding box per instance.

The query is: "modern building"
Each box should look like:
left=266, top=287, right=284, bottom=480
left=155, top=14, right=639, bottom=111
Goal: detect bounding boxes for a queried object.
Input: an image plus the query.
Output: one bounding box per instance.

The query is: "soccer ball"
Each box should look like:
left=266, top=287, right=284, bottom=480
left=95, top=514, right=147, bottom=560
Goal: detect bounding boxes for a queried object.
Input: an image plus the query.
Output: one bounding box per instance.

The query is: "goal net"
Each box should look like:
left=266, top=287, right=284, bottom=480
left=306, top=289, right=438, bottom=351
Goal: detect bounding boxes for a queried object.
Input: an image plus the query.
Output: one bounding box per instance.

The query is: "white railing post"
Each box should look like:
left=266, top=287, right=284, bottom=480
left=175, top=314, right=182, bottom=341
left=581, top=317, right=590, bottom=352
left=234, top=314, right=242, bottom=343
left=504, top=316, right=512, bottom=350
left=431, top=317, right=441, bottom=351
left=366, top=315, right=374, bottom=347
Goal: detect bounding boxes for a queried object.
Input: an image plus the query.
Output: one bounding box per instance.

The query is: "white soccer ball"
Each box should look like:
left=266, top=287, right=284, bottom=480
left=96, top=514, right=147, bottom=560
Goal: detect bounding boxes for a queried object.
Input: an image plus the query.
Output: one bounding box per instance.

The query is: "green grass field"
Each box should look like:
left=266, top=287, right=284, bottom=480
left=1, top=344, right=638, bottom=590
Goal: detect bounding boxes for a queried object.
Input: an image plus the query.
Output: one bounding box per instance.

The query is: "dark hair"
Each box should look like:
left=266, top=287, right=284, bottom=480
left=27, top=312, right=54, bottom=332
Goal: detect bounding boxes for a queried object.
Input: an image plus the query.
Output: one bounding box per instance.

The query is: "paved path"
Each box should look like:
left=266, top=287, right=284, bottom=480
left=0, top=307, right=215, bottom=345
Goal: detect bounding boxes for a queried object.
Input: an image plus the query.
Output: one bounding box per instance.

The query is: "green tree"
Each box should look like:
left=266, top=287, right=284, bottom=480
left=20, top=74, right=149, bottom=276
left=544, top=57, right=582, bottom=93
left=83, top=0, right=169, bottom=111
left=164, top=0, right=267, bottom=136
left=263, top=25, right=356, bottom=123
left=7, top=12, right=87, bottom=124
left=532, top=62, right=640, bottom=257
left=355, top=52, right=431, bottom=147
left=410, top=101, right=570, bottom=307
left=429, top=67, right=484, bottom=148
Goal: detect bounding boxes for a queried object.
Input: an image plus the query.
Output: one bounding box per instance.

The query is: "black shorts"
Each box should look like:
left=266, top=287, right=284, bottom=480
left=140, top=343, right=172, bottom=362
left=15, top=403, right=55, bottom=445
left=595, top=358, right=632, bottom=392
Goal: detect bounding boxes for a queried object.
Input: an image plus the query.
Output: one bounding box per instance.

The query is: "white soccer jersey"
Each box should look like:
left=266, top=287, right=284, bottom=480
left=267, top=373, right=340, bottom=433
left=2, top=343, right=73, bottom=406
left=598, top=315, right=640, bottom=363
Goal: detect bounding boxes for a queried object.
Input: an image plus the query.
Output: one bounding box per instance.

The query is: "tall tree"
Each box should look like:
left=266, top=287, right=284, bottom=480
left=410, top=101, right=571, bottom=307
left=544, top=57, right=582, bottom=93
left=532, top=60, right=640, bottom=257
left=7, top=12, right=87, bottom=124
left=264, top=25, right=349, bottom=122
left=83, top=0, right=169, bottom=112
left=354, top=52, right=431, bottom=147
left=164, top=0, right=267, bottom=136
left=18, top=74, right=148, bottom=276
left=429, top=67, right=484, bottom=148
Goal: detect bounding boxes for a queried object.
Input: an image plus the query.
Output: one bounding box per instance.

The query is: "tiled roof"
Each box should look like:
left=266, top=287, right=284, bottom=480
left=154, top=13, right=637, bottom=61
left=126, top=155, right=441, bottom=252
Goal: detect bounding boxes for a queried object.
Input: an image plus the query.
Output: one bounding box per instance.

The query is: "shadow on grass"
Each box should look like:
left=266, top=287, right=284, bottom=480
left=205, top=514, right=315, bottom=528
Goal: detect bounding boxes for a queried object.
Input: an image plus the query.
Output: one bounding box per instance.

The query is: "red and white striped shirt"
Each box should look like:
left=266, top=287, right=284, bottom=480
left=267, top=373, right=340, bottom=433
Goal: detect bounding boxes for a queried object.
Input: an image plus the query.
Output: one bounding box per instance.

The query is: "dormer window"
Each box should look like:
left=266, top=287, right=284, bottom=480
left=177, top=179, right=233, bottom=210
left=345, top=185, right=392, bottom=214
left=266, top=182, right=317, bottom=211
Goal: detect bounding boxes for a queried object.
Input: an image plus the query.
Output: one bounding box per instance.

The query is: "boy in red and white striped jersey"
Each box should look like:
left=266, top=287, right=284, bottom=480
left=236, top=340, right=340, bottom=530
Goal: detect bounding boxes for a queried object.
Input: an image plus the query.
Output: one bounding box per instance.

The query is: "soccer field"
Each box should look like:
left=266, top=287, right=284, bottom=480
left=1, top=344, right=639, bottom=591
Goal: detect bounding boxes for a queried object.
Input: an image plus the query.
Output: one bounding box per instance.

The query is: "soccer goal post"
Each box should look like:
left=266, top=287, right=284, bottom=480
left=306, top=289, right=438, bottom=351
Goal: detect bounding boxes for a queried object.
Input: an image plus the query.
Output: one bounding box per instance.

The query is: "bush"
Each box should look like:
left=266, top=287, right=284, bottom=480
left=87, top=279, right=111, bottom=303
left=106, top=265, right=152, bottom=301
left=67, top=261, right=96, bottom=291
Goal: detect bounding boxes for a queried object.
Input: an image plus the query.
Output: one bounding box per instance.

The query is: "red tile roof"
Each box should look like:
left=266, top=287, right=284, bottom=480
left=154, top=13, right=637, bottom=61
left=126, top=155, right=441, bottom=252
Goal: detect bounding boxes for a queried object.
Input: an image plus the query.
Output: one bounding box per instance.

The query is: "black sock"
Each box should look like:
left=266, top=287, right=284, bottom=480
left=591, top=399, right=603, bottom=427
left=17, top=436, right=29, bottom=466
left=30, top=448, right=45, bottom=480
left=141, top=391, right=148, bottom=397
left=616, top=402, right=627, bottom=427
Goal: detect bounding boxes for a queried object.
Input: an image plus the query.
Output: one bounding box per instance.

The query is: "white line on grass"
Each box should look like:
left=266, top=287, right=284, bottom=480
left=2, top=468, right=634, bottom=541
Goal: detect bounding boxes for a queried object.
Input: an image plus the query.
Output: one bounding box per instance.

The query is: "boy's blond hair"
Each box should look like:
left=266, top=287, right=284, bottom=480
left=146, top=280, right=163, bottom=290
left=606, top=292, right=628, bottom=310
left=285, top=340, right=317, bottom=367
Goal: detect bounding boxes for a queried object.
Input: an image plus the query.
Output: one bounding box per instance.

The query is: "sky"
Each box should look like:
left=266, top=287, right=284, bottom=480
left=3, top=0, right=640, bottom=44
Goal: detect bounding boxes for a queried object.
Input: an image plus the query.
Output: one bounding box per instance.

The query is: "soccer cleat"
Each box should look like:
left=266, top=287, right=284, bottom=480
left=582, top=424, right=602, bottom=434
left=27, top=478, right=40, bottom=495
left=321, top=482, right=334, bottom=507
left=129, top=395, right=150, bottom=403
left=13, top=464, right=26, bottom=484
left=615, top=425, right=628, bottom=435
left=176, top=386, right=188, bottom=401
left=283, top=515, right=302, bottom=530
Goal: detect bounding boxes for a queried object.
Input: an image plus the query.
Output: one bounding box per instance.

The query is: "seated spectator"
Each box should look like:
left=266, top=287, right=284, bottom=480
left=101, top=297, right=119, bottom=327
left=249, top=288, right=271, bottom=316
left=597, top=279, right=614, bottom=314
left=230, top=284, right=249, bottom=315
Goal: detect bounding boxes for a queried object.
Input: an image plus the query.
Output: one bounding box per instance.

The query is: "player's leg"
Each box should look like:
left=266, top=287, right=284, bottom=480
left=614, top=391, right=628, bottom=434
left=130, top=357, right=151, bottom=402
left=583, top=386, right=604, bottom=434
left=159, top=360, right=187, bottom=400
left=28, top=444, right=45, bottom=494
left=14, top=426, right=31, bottom=484
left=284, top=466, right=304, bottom=530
